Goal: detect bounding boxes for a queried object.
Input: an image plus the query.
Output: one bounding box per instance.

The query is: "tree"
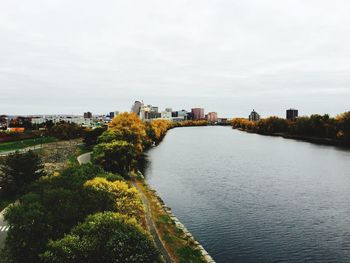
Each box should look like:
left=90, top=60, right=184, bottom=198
left=83, top=127, right=107, bottom=146
left=48, top=122, right=83, bottom=140
left=148, top=120, right=171, bottom=144
left=0, top=150, right=45, bottom=198
left=84, top=177, right=144, bottom=221
left=93, top=140, right=137, bottom=176
left=336, top=111, right=350, bottom=142
left=107, top=112, right=148, bottom=153
left=41, top=212, right=161, bottom=263
left=2, top=164, right=118, bottom=263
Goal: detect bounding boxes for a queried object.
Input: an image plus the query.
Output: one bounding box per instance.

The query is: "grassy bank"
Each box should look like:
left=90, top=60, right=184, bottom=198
left=0, top=137, right=57, bottom=153
left=135, top=179, right=207, bottom=263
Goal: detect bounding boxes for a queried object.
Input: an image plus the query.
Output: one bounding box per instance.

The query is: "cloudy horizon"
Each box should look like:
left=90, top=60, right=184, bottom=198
left=1, top=0, right=349, bottom=118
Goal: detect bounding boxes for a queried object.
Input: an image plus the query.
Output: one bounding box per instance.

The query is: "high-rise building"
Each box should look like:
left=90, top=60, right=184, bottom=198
left=109, top=111, right=119, bottom=119
left=207, top=112, right=218, bottom=123
left=84, top=112, right=92, bottom=119
left=191, top=108, right=205, bottom=120
left=131, top=101, right=142, bottom=116
left=286, top=109, right=298, bottom=120
left=248, top=110, right=260, bottom=122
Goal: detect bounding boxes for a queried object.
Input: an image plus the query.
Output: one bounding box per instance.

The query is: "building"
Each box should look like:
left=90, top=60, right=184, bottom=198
left=286, top=109, right=298, bottom=120
left=84, top=112, right=92, bottom=119
left=141, top=104, right=161, bottom=120
left=191, top=108, right=205, bottom=120
left=161, top=110, right=172, bottom=119
left=207, top=112, right=218, bottom=123
left=131, top=101, right=142, bottom=116
left=109, top=111, right=119, bottom=119
left=249, top=110, right=260, bottom=122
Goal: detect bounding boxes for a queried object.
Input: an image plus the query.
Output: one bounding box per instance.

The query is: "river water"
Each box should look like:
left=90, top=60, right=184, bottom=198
left=145, top=126, right=350, bottom=263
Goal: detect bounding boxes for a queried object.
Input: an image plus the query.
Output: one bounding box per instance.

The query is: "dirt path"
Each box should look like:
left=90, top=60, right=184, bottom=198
left=131, top=180, right=174, bottom=263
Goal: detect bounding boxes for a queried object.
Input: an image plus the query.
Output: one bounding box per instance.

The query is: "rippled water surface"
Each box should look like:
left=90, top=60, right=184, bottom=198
left=145, top=126, right=350, bottom=263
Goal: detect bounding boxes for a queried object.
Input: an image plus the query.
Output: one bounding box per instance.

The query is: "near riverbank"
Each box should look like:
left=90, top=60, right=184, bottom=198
left=133, top=175, right=215, bottom=263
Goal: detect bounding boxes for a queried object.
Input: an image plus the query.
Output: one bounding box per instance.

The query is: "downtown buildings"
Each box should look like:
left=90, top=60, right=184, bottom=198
left=130, top=100, right=220, bottom=123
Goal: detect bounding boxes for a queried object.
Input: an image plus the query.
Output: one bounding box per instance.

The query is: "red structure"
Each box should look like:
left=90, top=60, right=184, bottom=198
left=191, top=108, right=205, bottom=120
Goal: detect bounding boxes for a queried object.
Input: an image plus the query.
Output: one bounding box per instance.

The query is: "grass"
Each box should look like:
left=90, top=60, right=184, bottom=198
left=0, top=137, right=57, bottom=153
left=135, top=180, right=207, bottom=263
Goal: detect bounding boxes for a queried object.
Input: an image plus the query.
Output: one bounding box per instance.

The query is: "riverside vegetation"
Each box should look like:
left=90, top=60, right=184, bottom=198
left=0, top=113, right=209, bottom=263
left=231, top=111, right=350, bottom=147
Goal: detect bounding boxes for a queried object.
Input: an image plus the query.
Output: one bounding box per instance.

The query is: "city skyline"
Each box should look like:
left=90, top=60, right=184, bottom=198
left=1, top=1, right=350, bottom=117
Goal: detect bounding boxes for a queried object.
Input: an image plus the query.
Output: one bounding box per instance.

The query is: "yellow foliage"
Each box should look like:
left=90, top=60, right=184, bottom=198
left=151, top=119, right=172, bottom=141
left=109, top=112, right=147, bottom=153
left=84, top=177, right=144, bottom=220
left=231, top=118, right=257, bottom=130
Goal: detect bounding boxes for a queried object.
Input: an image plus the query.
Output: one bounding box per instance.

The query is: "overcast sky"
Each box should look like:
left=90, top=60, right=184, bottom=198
left=1, top=0, right=349, bottom=117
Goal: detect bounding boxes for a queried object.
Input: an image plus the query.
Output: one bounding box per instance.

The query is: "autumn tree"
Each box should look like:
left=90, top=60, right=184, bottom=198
left=107, top=112, right=148, bottom=153
left=84, top=177, right=144, bottom=221
left=336, top=111, right=350, bottom=142
left=147, top=119, right=171, bottom=144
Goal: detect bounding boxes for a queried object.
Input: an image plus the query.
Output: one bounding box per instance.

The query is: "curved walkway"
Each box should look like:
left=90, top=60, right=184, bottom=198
left=77, top=152, right=92, bottom=165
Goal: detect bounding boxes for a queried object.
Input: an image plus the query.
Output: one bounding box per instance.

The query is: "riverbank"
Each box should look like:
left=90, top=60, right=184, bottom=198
left=76, top=150, right=213, bottom=262
left=133, top=177, right=215, bottom=263
left=236, top=128, right=350, bottom=148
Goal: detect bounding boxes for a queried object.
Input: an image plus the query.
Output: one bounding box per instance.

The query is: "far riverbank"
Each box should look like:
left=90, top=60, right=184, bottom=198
left=236, top=128, right=350, bottom=148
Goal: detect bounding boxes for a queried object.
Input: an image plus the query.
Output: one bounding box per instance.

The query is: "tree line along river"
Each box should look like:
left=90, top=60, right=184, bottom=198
left=144, top=126, right=350, bottom=263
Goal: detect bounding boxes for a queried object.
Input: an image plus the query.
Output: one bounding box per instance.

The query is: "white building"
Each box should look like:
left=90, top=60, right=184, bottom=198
left=161, top=111, right=172, bottom=119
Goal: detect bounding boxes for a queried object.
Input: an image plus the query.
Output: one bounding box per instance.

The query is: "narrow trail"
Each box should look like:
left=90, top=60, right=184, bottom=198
left=131, top=180, right=174, bottom=263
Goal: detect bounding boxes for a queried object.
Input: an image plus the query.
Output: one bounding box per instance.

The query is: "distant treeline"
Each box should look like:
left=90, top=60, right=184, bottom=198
left=231, top=112, right=350, bottom=146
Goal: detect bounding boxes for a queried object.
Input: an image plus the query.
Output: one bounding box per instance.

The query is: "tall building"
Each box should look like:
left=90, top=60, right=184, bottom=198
left=131, top=101, right=142, bottom=116
left=286, top=109, right=298, bottom=120
left=249, top=110, right=260, bottom=122
left=207, top=112, right=218, bottom=123
left=109, top=111, right=119, bottom=119
left=191, top=108, right=205, bottom=120
left=84, top=112, right=92, bottom=119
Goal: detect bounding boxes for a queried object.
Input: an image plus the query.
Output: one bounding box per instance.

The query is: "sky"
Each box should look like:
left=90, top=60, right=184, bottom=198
left=0, top=0, right=349, bottom=118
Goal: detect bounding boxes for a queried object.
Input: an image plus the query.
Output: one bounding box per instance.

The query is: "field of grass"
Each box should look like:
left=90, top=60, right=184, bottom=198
left=0, top=137, right=57, bottom=153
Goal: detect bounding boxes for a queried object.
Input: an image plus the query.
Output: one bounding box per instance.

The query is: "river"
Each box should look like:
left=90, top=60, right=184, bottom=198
left=145, top=126, right=350, bottom=263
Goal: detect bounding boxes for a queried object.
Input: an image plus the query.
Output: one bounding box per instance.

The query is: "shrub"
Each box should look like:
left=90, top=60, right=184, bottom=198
left=93, top=140, right=137, bottom=176
left=41, top=212, right=161, bottom=263
left=84, top=178, right=144, bottom=221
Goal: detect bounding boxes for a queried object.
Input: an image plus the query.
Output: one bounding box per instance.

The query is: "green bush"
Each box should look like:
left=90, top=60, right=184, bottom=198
left=93, top=140, right=137, bottom=176
left=2, top=164, right=117, bottom=263
left=41, top=212, right=161, bottom=263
